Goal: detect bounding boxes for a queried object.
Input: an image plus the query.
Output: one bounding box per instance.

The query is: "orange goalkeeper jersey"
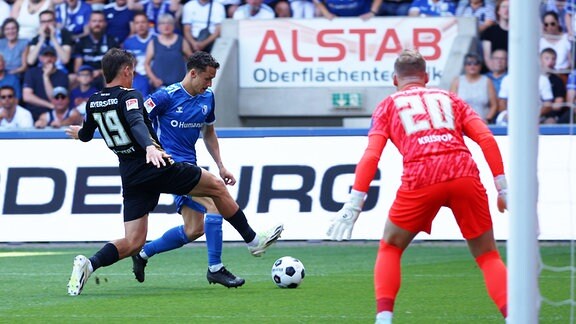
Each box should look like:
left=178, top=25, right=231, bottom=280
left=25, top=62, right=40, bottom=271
left=359, top=85, right=495, bottom=191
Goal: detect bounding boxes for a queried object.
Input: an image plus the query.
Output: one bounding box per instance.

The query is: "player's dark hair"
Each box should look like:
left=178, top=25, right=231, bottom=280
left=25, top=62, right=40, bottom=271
left=394, top=49, right=426, bottom=77
left=186, top=51, right=220, bottom=73
left=101, top=48, right=137, bottom=83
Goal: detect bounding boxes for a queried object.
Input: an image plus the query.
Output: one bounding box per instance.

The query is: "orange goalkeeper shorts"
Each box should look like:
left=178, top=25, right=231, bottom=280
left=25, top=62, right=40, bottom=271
left=388, top=176, right=493, bottom=239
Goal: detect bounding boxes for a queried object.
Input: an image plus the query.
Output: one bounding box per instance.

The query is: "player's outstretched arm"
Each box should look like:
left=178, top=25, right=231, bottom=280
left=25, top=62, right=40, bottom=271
left=202, top=124, right=236, bottom=185
left=327, top=134, right=387, bottom=240
left=463, top=118, right=507, bottom=212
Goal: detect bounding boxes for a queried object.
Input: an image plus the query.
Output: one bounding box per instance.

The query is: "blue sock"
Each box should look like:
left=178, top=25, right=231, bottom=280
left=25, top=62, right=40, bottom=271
left=205, top=214, right=223, bottom=267
left=143, top=225, right=190, bottom=258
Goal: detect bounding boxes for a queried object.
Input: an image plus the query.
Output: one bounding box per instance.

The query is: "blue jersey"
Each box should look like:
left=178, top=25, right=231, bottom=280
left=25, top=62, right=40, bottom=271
left=104, top=3, right=135, bottom=43
left=144, top=82, right=216, bottom=164
left=56, top=1, right=92, bottom=36
left=141, top=0, right=178, bottom=33
left=409, top=0, right=456, bottom=16
left=123, top=33, right=155, bottom=76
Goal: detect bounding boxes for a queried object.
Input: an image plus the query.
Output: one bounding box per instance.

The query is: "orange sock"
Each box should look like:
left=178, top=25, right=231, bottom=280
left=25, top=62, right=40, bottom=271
left=475, top=250, right=508, bottom=317
left=374, top=240, right=404, bottom=313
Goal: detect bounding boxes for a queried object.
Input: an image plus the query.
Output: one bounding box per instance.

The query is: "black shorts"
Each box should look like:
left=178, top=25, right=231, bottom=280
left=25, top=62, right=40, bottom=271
left=122, top=162, right=202, bottom=222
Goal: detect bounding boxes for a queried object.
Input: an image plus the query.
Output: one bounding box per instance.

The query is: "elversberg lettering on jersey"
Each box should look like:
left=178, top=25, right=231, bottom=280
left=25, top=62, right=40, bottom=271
left=85, top=86, right=159, bottom=158
left=145, top=83, right=216, bottom=164
left=369, top=86, right=482, bottom=190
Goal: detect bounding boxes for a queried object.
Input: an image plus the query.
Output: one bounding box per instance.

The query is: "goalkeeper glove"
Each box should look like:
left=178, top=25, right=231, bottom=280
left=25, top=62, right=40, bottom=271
left=327, top=190, right=367, bottom=241
left=494, top=175, right=507, bottom=213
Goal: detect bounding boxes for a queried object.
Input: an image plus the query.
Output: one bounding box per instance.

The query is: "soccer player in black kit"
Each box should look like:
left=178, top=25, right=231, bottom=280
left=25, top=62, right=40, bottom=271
left=65, top=48, right=283, bottom=296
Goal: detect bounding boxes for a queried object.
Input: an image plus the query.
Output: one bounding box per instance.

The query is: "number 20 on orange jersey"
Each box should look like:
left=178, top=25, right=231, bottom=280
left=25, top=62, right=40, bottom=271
left=395, top=93, right=455, bottom=135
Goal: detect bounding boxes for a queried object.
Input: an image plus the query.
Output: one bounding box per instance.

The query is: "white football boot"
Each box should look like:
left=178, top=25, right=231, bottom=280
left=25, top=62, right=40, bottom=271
left=248, top=224, right=284, bottom=257
left=67, top=255, right=92, bottom=296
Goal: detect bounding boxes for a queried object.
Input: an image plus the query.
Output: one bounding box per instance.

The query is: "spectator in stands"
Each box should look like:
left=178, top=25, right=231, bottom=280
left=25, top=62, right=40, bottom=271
left=0, top=18, right=29, bottom=79
left=541, top=0, right=567, bottom=32
left=0, top=85, right=34, bottom=129
left=408, top=0, right=456, bottom=17
left=540, top=47, right=567, bottom=124
left=233, top=0, right=275, bottom=19
left=450, top=53, right=498, bottom=123
left=485, top=48, right=507, bottom=95
left=73, top=10, right=120, bottom=89
left=35, top=86, right=82, bottom=128
left=55, top=0, right=92, bottom=42
left=480, top=0, right=508, bottom=71
left=377, top=0, right=411, bottom=16
left=69, top=64, right=96, bottom=115
left=316, top=0, right=382, bottom=20
left=497, top=69, right=554, bottom=126
left=263, top=0, right=291, bottom=17
left=127, top=0, right=181, bottom=34
left=22, top=45, right=69, bottom=121
left=123, top=11, right=154, bottom=97
left=0, top=54, right=23, bottom=100
left=10, top=0, right=53, bottom=41
left=182, top=0, right=226, bottom=53
left=456, top=0, right=495, bottom=33
left=104, top=0, right=135, bottom=44
left=0, top=1, right=11, bottom=31
left=27, top=9, right=74, bottom=73
left=145, top=13, right=191, bottom=90
left=540, top=11, right=572, bottom=74
left=289, top=0, right=315, bottom=18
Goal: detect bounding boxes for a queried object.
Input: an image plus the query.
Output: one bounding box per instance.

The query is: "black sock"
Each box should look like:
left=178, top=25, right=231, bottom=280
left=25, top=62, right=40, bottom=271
left=89, top=243, right=120, bottom=271
left=225, top=208, right=256, bottom=243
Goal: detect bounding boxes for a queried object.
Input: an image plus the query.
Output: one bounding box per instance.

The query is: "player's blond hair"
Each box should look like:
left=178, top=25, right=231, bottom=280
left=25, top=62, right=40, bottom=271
left=394, top=50, right=426, bottom=78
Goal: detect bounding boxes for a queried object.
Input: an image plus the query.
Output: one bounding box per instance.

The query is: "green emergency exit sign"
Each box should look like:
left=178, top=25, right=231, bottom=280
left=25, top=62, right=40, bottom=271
left=332, top=93, right=362, bottom=109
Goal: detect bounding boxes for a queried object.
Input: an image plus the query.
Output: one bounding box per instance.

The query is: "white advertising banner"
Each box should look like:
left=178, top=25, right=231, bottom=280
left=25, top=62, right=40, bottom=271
left=238, top=18, right=458, bottom=88
left=0, top=135, right=574, bottom=242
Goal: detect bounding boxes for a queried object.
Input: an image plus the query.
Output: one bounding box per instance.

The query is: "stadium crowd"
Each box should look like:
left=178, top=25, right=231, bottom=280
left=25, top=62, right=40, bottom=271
left=0, top=0, right=574, bottom=128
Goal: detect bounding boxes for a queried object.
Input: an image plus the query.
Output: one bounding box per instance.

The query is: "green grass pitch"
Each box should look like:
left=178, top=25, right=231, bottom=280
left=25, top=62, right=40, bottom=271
left=0, top=242, right=571, bottom=323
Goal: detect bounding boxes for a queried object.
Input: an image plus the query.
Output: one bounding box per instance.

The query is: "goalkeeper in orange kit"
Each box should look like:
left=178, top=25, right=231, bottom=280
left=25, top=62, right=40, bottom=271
left=327, top=49, right=508, bottom=323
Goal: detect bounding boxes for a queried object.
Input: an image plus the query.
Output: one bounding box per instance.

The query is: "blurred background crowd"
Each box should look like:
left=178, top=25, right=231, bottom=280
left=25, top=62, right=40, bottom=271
left=0, top=0, right=573, bottom=128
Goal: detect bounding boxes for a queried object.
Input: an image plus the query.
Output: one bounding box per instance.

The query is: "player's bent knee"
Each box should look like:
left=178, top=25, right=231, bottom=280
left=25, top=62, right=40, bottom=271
left=208, top=179, right=229, bottom=197
left=184, top=223, right=204, bottom=241
left=195, top=171, right=228, bottom=197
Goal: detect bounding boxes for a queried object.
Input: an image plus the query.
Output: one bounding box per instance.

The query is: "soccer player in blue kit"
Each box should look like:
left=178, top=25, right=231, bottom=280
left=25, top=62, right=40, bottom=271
left=131, top=51, right=284, bottom=287
left=66, top=49, right=280, bottom=296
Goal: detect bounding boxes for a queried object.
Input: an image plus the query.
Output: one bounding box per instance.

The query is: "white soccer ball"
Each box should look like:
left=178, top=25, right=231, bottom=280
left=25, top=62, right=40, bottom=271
left=271, top=256, right=305, bottom=288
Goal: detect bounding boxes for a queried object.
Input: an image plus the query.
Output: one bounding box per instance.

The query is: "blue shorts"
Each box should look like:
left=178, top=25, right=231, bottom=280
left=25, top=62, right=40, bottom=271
left=174, top=195, right=207, bottom=214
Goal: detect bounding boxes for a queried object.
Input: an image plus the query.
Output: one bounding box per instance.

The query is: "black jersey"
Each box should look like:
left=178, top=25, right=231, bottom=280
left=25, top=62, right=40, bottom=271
left=77, top=85, right=200, bottom=217
left=79, top=86, right=162, bottom=161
